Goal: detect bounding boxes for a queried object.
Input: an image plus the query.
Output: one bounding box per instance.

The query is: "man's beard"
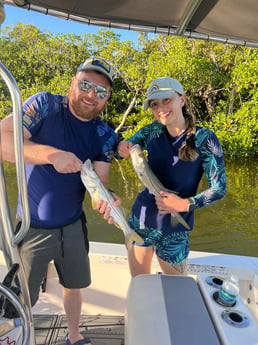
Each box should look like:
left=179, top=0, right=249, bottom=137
left=68, top=85, right=106, bottom=121
left=69, top=97, right=104, bottom=121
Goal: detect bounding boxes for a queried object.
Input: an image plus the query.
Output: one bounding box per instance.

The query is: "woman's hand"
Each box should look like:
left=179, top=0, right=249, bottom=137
left=155, top=191, right=189, bottom=213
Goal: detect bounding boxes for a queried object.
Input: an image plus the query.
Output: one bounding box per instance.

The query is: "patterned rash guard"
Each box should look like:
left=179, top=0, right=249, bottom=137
left=126, top=122, right=226, bottom=235
left=17, top=91, right=117, bottom=228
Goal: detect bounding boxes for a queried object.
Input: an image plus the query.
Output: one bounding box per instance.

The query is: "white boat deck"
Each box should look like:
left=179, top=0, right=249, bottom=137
left=1, top=242, right=258, bottom=316
left=0, top=242, right=258, bottom=345
left=29, top=242, right=258, bottom=316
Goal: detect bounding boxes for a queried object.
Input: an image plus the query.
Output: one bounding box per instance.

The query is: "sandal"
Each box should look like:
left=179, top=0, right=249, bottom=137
left=65, top=333, right=91, bottom=345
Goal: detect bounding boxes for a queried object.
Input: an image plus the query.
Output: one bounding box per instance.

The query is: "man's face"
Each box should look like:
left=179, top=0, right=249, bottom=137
left=69, top=70, right=111, bottom=121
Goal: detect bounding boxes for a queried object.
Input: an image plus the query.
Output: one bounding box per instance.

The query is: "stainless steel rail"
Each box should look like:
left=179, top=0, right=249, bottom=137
left=0, top=63, right=30, bottom=246
left=0, top=283, right=30, bottom=345
left=176, top=0, right=203, bottom=35
left=0, top=63, right=35, bottom=345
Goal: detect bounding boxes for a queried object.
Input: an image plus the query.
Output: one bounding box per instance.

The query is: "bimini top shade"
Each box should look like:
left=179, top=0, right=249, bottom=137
left=3, top=0, right=258, bottom=48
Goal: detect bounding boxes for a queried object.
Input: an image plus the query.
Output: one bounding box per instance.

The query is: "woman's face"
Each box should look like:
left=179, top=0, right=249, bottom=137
left=149, top=93, right=186, bottom=126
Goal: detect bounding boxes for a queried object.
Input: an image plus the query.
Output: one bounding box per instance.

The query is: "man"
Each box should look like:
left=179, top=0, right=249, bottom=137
left=1, top=56, right=119, bottom=345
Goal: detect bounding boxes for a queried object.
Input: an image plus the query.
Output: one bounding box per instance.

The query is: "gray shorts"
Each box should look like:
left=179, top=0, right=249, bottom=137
left=16, top=213, right=91, bottom=306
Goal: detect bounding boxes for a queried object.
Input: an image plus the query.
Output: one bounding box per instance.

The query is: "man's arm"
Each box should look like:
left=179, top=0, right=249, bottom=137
left=1, top=115, right=82, bottom=173
left=93, top=160, right=111, bottom=187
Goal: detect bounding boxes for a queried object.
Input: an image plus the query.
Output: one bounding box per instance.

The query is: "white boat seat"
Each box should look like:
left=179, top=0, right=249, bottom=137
left=125, top=274, right=221, bottom=345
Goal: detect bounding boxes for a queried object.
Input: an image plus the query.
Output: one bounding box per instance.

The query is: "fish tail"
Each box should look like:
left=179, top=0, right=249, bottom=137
left=125, top=231, right=144, bottom=250
left=170, top=213, right=190, bottom=230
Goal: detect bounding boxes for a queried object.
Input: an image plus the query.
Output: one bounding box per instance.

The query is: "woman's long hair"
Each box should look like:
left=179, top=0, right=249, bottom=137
left=179, top=104, right=199, bottom=161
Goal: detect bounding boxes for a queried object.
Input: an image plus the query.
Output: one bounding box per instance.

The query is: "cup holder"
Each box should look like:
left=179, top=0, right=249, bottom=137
left=206, top=276, right=225, bottom=289
left=213, top=290, right=237, bottom=307
left=221, top=310, right=250, bottom=328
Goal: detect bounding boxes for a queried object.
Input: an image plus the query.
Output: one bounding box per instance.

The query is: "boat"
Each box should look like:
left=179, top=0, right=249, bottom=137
left=0, top=1, right=257, bottom=344
left=1, top=242, right=258, bottom=345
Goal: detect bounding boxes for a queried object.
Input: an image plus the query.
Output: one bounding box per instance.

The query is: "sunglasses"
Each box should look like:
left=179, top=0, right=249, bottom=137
left=76, top=79, right=110, bottom=100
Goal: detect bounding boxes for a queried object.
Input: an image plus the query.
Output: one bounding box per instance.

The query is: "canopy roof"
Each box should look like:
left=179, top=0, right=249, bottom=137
left=3, top=0, right=258, bottom=48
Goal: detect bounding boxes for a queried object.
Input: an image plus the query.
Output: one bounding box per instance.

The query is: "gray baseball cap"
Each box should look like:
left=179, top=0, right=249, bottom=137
left=143, top=77, right=184, bottom=110
left=76, top=56, right=116, bottom=86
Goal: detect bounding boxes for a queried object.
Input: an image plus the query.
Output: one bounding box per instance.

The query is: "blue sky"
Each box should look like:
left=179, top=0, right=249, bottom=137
left=1, top=5, right=142, bottom=46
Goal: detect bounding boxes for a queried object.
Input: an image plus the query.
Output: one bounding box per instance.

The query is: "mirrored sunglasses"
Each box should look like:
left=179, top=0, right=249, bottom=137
left=77, top=79, right=110, bottom=99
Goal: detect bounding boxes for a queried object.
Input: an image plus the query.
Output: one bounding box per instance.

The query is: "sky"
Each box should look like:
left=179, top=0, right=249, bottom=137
left=1, top=5, right=143, bottom=46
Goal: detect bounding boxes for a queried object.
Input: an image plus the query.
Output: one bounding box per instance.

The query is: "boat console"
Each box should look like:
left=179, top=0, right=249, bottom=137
left=197, top=273, right=258, bottom=345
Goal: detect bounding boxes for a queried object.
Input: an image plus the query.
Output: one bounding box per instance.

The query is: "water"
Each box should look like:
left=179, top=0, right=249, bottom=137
left=3, top=158, right=258, bottom=257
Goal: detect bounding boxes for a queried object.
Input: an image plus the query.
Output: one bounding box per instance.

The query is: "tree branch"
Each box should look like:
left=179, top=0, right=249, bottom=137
left=115, top=93, right=137, bottom=134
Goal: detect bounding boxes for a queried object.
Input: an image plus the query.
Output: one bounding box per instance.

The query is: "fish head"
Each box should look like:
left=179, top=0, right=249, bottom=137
left=130, top=144, right=145, bottom=173
left=81, top=159, right=99, bottom=189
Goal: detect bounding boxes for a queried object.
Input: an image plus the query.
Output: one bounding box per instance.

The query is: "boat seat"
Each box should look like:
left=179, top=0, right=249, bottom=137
left=125, top=274, right=221, bottom=345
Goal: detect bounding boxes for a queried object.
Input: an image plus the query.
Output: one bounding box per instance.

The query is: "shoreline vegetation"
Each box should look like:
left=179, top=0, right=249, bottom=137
left=0, top=23, right=257, bottom=158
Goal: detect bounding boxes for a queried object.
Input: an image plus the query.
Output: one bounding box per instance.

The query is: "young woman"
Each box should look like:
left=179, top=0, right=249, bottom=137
left=117, top=77, right=226, bottom=277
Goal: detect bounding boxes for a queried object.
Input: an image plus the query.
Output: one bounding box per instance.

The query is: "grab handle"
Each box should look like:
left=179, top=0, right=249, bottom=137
left=0, top=62, right=30, bottom=245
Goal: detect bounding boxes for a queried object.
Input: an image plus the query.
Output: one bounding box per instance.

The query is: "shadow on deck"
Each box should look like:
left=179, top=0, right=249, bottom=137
left=34, top=314, right=124, bottom=345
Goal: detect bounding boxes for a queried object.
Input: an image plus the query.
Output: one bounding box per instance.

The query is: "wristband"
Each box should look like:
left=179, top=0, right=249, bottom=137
left=187, top=197, right=196, bottom=212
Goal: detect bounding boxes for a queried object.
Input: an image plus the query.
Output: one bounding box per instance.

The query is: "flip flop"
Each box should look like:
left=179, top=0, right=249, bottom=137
left=65, top=333, right=91, bottom=345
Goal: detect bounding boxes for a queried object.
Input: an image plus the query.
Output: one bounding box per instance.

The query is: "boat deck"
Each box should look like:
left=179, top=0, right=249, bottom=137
left=1, top=242, right=258, bottom=345
left=34, top=314, right=124, bottom=345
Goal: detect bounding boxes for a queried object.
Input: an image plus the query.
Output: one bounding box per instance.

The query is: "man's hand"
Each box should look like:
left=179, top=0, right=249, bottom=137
left=48, top=151, right=83, bottom=173
left=95, top=193, right=121, bottom=224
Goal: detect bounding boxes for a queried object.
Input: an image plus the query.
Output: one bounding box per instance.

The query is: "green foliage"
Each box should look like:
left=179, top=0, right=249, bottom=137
left=204, top=101, right=257, bottom=158
left=0, top=24, right=257, bottom=157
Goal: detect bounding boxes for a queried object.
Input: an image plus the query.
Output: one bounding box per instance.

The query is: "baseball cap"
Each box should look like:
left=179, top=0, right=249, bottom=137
left=76, top=56, right=116, bottom=86
left=143, top=77, right=184, bottom=110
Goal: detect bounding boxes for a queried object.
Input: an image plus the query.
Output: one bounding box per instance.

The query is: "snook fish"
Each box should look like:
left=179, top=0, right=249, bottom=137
left=130, top=144, right=190, bottom=230
left=81, top=159, right=144, bottom=249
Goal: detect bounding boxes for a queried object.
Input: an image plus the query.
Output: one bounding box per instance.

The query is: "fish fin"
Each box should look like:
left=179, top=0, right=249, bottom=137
left=170, top=213, right=190, bottom=230
left=125, top=231, right=144, bottom=250
left=91, top=197, right=98, bottom=210
left=114, top=222, right=122, bottom=230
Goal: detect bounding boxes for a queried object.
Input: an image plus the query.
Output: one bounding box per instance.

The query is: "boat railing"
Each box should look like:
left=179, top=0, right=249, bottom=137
left=0, top=61, right=35, bottom=345
left=0, top=62, right=30, bottom=246
left=0, top=264, right=30, bottom=345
